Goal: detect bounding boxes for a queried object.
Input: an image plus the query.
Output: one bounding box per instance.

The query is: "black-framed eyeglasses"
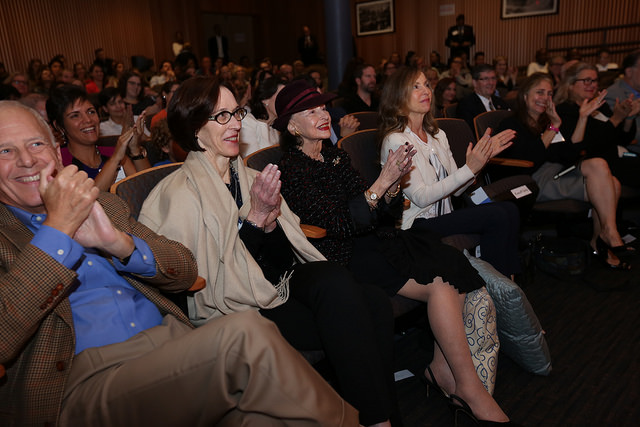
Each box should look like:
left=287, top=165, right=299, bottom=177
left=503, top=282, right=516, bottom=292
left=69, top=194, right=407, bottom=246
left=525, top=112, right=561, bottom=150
left=208, top=107, right=248, bottom=124
left=575, top=78, right=598, bottom=85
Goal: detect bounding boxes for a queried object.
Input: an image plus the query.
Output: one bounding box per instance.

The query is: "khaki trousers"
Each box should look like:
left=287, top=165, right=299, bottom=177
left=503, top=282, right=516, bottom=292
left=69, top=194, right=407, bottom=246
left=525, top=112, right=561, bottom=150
left=60, top=310, right=357, bottom=426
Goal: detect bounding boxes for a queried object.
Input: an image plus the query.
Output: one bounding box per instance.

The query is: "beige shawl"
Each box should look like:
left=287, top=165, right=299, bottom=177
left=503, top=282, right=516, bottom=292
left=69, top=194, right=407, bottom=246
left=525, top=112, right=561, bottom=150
left=139, top=152, right=325, bottom=324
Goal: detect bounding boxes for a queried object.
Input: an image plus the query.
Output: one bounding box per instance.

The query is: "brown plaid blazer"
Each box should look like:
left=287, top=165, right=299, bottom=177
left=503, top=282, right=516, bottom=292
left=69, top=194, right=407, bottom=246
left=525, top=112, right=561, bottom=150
left=0, top=192, right=197, bottom=426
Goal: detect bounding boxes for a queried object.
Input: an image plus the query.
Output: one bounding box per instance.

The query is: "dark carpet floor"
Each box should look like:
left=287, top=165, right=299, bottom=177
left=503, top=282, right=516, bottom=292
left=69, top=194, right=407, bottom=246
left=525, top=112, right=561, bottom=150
left=393, top=251, right=640, bottom=427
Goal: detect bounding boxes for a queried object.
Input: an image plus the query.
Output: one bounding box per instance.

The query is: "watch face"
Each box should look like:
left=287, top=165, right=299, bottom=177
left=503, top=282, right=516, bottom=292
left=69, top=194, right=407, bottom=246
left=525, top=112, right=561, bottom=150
left=370, top=192, right=378, bottom=200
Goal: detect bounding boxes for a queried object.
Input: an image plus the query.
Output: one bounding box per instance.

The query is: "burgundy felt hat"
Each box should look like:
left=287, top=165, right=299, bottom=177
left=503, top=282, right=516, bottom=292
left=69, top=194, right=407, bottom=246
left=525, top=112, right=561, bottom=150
left=272, top=79, right=336, bottom=132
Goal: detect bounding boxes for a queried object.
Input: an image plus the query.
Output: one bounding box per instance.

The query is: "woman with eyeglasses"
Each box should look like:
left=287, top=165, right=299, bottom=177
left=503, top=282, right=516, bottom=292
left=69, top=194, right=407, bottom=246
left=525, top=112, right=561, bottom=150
left=139, top=77, right=399, bottom=427
left=119, top=71, right=160, bottom=116
left=554, top=62, right=640, bottom=189
left=495, top=73, right=631, bottom=270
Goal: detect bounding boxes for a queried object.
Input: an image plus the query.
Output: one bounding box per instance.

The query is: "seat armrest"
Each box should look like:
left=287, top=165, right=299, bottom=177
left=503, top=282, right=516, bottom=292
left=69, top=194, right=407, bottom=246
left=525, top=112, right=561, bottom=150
left=489, top=157, right=534, bottom=168
left=300, top=224, right=327, bottom=239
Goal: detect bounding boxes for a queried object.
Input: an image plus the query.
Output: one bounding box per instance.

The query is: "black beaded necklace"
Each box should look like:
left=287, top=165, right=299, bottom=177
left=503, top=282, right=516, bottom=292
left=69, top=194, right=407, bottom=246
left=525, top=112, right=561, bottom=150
left=226, top=163, right=243, bottom=209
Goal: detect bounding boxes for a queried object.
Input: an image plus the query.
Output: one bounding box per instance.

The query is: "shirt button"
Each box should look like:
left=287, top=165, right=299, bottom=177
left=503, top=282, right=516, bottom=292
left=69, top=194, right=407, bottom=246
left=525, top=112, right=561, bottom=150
left=142, top=255, right=148, bottom=261
left=130, top=322, right=136, bottom=328
left=167, top=268, right=176, bottom=275
left=57, top=249, right=64, bottom=256
left=117, top=290, right=122, bottom=295
left=51, top=289, right=59, bottom=296
left=36, top=216, right=42, bottom=221
left=56, top=283, right=64, bottom=290
left=56, top=361, right=65, bottom=371
left=87, top=261, right=93, bottom=266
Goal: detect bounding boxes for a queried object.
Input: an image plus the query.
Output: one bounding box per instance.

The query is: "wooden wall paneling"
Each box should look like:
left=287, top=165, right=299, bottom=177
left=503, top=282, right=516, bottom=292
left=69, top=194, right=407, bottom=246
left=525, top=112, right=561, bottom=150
left=0, top=0, right=159, bottom=76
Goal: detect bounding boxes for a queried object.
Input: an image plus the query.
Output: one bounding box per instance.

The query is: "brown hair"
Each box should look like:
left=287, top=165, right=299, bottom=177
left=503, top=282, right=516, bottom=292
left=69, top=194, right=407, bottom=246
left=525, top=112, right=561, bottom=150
left=379, top=66, right=438, bottom=145
left=516, top=73, right=553, bottom=135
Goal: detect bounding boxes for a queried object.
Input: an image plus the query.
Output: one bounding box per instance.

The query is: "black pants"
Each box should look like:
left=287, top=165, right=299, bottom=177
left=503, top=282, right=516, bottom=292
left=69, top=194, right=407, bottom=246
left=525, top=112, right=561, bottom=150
left=412, top=201, right=521, bottom=276
left=260, top=261, right=396, bottom=426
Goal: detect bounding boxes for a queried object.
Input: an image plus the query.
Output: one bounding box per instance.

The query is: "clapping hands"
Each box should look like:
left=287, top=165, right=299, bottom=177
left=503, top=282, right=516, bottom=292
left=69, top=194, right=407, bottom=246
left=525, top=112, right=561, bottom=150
left=466, top=128, right=516, bottom=174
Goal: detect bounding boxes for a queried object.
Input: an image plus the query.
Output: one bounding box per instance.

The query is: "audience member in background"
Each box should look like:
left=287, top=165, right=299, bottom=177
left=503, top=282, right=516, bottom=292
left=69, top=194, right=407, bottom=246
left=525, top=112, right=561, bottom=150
left=409, top=55, right=426, bottom=71
left=383, top=61, right=397, bottom=78
left=48, top=57, right=64, bottom=82
left=150, top=60, right=176, bottom=88
left=85, top=63, right=106, bottom=94
left=59, top=68, right=75, bottom=85
left=430, top=50, right=448, bottom=74
left=5, top=72, right=30, bottom=97
left=74, top=61, right=88, bottom=83
left=27, top=58, right=43, bottom=87
left=298, top=24, right=321, bottom=65
left=309, top=69, right=324, bottom=92
left=279, top=63, right=294, bottom=81
left=596, top=48, right=619, bottom=72
left=139, top=77, right=397, bottom=426
left=566, top=48, right=582, bottom=62
left=547, top=55, right=566, bottom=89
left=197, top=56, right=214, bottom=76
left=33, top=67, right=55, bottom=95
left=293, top=59, right=305, bottom=76
left=440, top=56, right=473, bottom=100
left=0, top=101, right=357, bottom=427
left=120, top=71, right=159, bottom=116
left=239, top=76, right=286, bottom=157
left=18, top=92, right=48, bottom=120
left=425, top=68, right=440, bottom=90
left=342, top=63, right=379, bottom=113
left=527, top=48, right=549, bottom=76
left=46, top=85, right=149, bottom=190
left=99, top=87, right=130, bottom=136
left=605, top=50, right=640, bottom=145
left=432, top=77, right=457, bottom=118
left=93, top=48, right=113, bottom=76
left=555, top=62, right=640, bottom=189
left=109, top=61, right=125, bottom=87
left=473, top=51, right=486, bottom=67
left=150, top=81, right=181, bottom=129
left=147, top=118, right=186, bottom=165
left=495, top=73, right=631, bottom=269
left=494, top=55, right=518, bottom=94
left=389, top=51, right=402, bottom=68
left=445, top=14, right=475, bottom=61
left=208, top=25, right=229, bottom=64
left=457, top=64, right=510, bottom=129
left=172, top=30, right=184, bottom=56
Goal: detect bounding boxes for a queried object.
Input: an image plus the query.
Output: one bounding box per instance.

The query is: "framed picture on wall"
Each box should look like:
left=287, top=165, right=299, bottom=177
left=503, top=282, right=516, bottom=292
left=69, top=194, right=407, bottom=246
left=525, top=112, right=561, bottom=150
left=502, top=0, right=559, bottom=19
left=356, top=0, right=394, bottom=36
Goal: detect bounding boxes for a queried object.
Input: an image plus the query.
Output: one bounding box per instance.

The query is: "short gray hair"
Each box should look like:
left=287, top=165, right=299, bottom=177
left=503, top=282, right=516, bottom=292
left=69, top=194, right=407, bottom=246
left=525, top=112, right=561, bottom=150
left=0, top=100, right=57, bottom=147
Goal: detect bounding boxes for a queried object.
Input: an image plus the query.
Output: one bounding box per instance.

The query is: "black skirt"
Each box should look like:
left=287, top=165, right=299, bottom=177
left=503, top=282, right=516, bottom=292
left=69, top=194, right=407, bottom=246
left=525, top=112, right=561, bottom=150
left=348, top=228, right=485, bottom=296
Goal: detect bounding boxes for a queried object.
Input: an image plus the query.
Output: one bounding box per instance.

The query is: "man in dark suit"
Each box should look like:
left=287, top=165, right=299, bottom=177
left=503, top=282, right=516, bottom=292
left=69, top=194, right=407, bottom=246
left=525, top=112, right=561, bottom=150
left=208, top=24, right=229, bottom=64
left=445, top=14, right=475, bottom=61
left=297, top=25, right=321, bottom=66
left=457, top=64, right=510, bottom=130
left=0, top=101, right=357, bottom=426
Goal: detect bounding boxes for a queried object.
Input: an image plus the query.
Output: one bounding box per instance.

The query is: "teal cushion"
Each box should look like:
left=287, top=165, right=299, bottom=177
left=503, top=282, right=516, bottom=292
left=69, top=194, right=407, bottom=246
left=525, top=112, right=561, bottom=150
left=465, top=252, right=552, bottom=376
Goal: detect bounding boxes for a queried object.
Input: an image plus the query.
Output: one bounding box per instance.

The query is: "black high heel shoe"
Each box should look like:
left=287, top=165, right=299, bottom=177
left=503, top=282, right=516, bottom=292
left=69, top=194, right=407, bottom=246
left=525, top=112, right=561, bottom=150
left=594, top=238, right=632, bottom=270
left=596, top=236, right=635, bottom=258
left=419, top=366, right=449, bottom=400
left=448, top=394, right=521, bottom=427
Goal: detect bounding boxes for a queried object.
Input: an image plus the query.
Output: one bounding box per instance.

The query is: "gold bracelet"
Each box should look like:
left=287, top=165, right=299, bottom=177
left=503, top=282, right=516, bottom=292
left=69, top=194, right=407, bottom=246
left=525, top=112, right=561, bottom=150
left=386, top=184, right=401, bottom=198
